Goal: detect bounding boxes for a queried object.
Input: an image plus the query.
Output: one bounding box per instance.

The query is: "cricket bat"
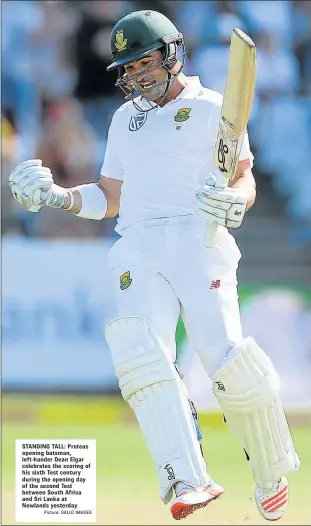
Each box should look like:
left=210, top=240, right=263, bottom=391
left=204, top=28, right=256, bottom=248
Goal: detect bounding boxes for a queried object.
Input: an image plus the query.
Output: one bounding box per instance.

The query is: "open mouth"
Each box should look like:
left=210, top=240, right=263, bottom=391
left=139, top=79, right=157, bottom=90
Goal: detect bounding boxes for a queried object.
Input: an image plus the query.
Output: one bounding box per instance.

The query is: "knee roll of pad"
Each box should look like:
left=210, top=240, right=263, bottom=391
left=105, top=316, right=179, bottom=401
left=213, top=337, right=300, bottom=489
left=105, top=317, right=209, bottom=503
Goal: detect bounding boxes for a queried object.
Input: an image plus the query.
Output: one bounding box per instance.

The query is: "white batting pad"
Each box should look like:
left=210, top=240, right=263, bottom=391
left=213, top=337, right=300, bottom=489
left=105, top=317, right=209, bottom=503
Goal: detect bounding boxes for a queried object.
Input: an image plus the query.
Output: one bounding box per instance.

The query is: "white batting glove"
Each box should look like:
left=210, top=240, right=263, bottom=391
left=196, top=174, right=247, bottom=228
left=9, top=159, right=72, bottom=212
left=9, top=159, right=53, bottom=212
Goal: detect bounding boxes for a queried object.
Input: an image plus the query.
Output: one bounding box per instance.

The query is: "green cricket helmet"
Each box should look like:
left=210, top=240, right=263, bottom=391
left=107, top=10, right=186, bottom=110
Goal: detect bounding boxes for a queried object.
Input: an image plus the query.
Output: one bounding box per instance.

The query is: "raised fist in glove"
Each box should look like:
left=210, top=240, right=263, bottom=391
left=9, top=159, right=71, bottom=212
left=9, top=160, right=54, bottom=212
left=196, top=175, right=247, bottom=228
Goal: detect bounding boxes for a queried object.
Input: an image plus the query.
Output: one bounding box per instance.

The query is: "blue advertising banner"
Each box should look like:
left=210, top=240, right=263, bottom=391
left=2, top=238, right=118, bottom=390
left=3, top=239, right=311, bottom=409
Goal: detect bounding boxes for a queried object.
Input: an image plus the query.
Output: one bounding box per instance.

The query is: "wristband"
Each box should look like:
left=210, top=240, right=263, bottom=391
left=75, top=183, right=107, bottom=220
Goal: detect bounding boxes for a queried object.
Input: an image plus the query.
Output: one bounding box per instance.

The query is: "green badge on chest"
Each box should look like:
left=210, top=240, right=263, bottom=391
left=174, top=108, right=192, bottom=122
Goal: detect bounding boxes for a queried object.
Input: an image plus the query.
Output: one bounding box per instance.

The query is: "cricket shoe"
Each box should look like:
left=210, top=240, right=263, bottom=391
left=255, top=476, right=289, bottom=521
left=170, top=481, right=224, bottom=520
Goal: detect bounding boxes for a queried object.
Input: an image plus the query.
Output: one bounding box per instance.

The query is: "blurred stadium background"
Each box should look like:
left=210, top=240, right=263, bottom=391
left=2, top=1, right=311, bottom=524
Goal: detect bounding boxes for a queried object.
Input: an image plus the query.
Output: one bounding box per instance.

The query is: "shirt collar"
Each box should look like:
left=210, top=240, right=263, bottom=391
left=132, top=76, right=203, bottom=112
left=171, top=76, right=203, bottom=103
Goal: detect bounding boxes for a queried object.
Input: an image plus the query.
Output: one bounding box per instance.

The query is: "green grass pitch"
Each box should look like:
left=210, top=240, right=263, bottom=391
left=2, top=399, right=311, bottom=525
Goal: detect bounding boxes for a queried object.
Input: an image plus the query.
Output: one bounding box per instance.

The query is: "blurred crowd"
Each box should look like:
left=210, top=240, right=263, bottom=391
left=2, top=0, right=311, bottom=239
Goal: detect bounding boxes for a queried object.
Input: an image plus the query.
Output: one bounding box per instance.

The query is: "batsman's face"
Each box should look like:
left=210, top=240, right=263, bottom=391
left=123, top=50, right=169, bottom=102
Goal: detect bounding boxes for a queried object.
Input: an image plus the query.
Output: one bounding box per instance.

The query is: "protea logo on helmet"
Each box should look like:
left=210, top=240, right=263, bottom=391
left=115, top=30, right=127, bottom=51
left=174, top=108, right=191, bottom=122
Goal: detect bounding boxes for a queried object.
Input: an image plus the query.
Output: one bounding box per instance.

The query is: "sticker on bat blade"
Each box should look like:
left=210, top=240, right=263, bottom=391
left=217, top=138, right=229, bottom=173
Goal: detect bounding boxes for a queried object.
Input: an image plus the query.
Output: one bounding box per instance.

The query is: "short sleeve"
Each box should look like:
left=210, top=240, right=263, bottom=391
left=100, top=112, right=123, bottom=181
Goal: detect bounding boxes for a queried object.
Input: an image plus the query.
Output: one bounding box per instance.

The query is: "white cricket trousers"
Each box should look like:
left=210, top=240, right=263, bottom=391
left=107, top=215, right=243, bottom=378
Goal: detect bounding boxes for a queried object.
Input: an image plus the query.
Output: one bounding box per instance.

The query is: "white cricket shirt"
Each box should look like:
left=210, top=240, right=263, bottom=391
left=100, top=76, right=254, bottom=234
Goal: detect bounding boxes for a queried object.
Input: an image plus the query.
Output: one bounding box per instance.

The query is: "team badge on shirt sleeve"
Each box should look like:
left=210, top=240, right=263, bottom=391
left=174, top=108, right=192, bottom=122
left=120, top=271, right=132, bottom=290
left=129, top=112, right=147, bottom=131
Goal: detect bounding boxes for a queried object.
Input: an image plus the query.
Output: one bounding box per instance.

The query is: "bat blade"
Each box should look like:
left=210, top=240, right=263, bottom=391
left=213, top=28, right=256, bottom=182
left=204, top=28, right=256, bottom=248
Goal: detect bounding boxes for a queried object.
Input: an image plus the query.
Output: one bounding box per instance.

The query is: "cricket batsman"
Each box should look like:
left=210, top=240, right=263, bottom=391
left=9, top=10, right=300, bottom=522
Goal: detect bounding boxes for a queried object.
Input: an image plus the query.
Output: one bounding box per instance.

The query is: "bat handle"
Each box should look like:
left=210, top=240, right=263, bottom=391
left=204, top=222, right=218, bottom=248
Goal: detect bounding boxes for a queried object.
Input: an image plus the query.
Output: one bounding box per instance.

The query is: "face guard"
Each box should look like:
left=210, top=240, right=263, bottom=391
left=115, top=36, right=186, bottom=112
left=107, top=11, right=187, bottom=113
